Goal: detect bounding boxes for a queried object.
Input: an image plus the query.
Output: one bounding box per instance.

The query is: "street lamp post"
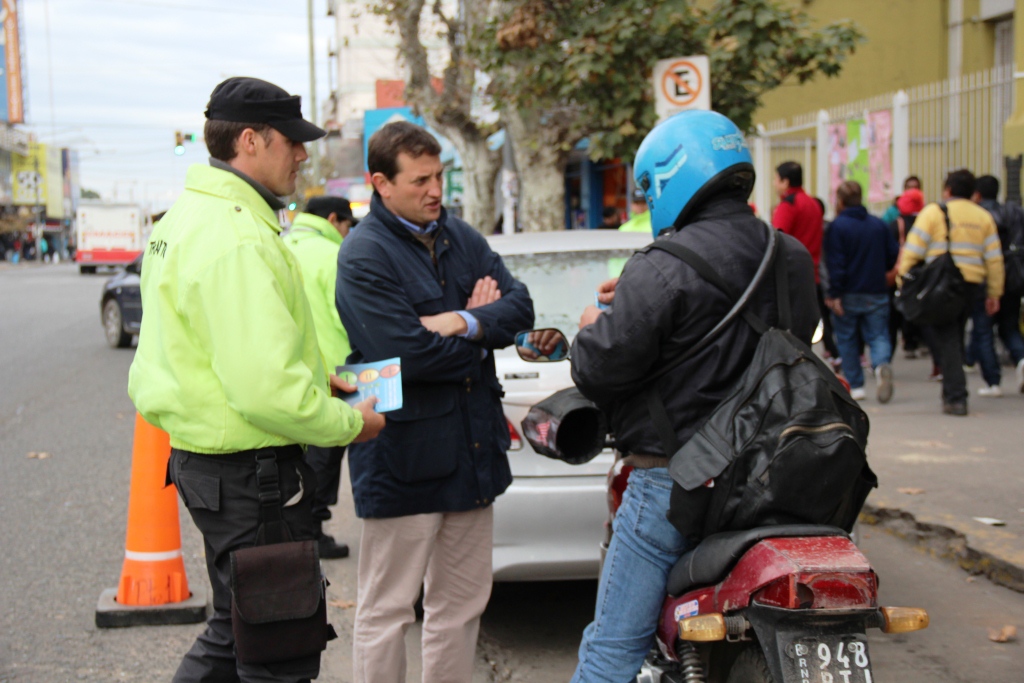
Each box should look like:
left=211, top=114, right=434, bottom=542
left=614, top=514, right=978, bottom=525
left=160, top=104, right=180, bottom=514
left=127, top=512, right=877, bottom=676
left=307, top=0, right=321, bottom=185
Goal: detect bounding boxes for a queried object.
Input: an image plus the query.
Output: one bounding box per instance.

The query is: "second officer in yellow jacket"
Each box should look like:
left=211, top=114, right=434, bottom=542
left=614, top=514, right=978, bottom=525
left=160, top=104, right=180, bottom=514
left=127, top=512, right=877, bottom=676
left=283, top=196, right=358, bottom=558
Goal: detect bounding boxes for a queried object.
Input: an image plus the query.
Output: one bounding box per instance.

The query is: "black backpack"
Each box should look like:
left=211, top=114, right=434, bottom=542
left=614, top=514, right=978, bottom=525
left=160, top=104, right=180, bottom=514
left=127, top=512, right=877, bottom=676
left=644, top=226, right=876, bottom=541
left=993, top=201, right=1024, bottom=295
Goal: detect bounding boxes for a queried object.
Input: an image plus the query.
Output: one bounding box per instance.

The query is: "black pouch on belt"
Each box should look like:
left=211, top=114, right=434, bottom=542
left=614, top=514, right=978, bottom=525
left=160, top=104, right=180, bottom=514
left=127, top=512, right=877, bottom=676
left=229, top=453, right=337, bottom=665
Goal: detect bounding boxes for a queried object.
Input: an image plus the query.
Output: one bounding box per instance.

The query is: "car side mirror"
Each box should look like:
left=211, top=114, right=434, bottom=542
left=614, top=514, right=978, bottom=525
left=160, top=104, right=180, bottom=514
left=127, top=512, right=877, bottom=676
left=125, top=259, right=141, bottom=275
left=515, top=328, right=569, bottom=362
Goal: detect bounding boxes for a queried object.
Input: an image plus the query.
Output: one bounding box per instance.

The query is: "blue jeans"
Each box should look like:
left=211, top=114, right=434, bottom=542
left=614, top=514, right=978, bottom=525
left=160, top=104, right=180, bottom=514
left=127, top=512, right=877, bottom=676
left=966, top=290, right=1002, bottom=387
left=571, top=468, right=694, bottom=683
left=997, top=291, right=1024, bottom=365
left=831, top=293, right=892, bottom=389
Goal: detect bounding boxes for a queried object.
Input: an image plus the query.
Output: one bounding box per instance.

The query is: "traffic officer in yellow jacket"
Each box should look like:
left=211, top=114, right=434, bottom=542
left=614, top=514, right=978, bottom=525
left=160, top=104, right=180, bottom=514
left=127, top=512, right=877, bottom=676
left=899, top=168, right=1004, bottom=416
left=283, top=196, right=357, bottom=559
left=618, top=188, right=652, bottom=234
left=128, top=76, right=385, bottom=683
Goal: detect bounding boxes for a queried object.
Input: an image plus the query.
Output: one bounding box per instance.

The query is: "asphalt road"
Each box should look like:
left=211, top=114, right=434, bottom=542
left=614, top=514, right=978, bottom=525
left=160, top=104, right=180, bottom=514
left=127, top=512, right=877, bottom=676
left=1, top=262, right=1022, bottom=682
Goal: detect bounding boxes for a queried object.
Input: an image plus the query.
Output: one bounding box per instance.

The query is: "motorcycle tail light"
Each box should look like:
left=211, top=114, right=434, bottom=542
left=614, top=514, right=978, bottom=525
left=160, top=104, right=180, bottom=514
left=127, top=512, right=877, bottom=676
left=507, top=418, right=523, bottom=451
left=753, top=572, right=877, bottom=610
left=879, top=606, right=929, bottom=633
left=678, top=613, right=727, bottom=641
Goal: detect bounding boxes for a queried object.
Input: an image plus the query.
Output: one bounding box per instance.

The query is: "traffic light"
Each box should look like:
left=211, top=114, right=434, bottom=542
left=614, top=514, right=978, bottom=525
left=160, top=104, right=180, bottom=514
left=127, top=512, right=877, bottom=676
left=174, top=131, right=185, bottom=156
left=182, top=132, right=197, bottom=143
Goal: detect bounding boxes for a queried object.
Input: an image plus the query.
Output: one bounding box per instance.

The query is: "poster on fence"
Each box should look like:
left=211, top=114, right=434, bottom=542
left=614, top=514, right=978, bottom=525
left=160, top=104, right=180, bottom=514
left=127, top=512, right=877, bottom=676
left=866, top=110, right=893, bottom=203
left=828, top=110, right=893, bottom=208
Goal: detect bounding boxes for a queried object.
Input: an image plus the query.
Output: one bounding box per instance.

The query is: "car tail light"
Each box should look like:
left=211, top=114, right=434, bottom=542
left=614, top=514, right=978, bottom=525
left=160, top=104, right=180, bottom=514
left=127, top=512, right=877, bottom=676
left=753, top=572, right=877, bottom=610
left=507, top=418, right=523, bottom=451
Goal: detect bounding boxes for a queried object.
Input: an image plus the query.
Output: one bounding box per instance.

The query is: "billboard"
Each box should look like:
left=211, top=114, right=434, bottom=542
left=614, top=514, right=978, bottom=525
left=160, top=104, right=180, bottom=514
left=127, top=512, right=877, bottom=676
left=12, top=141, right=44, bottom=205
left=12, top=142, right=70, bottom=217
left=0, top=0, right=23, bottom=123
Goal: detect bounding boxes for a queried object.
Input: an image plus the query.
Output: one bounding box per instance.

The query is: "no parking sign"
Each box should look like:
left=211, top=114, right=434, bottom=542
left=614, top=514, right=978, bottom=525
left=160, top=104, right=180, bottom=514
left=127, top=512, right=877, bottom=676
left=653, top=55, right=711, bottom=123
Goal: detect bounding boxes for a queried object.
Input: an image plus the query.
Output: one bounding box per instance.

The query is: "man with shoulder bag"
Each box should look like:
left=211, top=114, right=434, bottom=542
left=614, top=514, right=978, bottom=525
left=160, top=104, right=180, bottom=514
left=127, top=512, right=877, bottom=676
left=898, top=169, right=1004, bottom=415
left=567, top=111, right=820, bottom=682
left=128, top=77, right=385, bottom=683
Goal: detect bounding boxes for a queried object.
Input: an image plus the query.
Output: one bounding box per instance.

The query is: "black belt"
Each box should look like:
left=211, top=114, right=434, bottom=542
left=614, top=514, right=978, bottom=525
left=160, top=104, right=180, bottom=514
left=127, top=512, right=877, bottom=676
left=172, top=444, right=303, bottom=466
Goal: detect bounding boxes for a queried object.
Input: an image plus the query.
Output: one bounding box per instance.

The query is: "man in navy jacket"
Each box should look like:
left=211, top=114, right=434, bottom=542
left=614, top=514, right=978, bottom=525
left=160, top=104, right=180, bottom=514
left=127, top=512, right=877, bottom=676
left=825, top=180, right=900, bottom=403
left=336, top=121, right=534, bottom=683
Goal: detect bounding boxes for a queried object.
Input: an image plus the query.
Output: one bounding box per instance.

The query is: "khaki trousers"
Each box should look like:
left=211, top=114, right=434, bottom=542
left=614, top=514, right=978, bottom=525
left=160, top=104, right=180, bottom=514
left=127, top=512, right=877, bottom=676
left=353, top=506, right=493, bottom=683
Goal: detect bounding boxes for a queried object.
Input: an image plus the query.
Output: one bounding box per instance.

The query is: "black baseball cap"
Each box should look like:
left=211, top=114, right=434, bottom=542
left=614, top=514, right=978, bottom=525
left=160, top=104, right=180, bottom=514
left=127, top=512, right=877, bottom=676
left=631, top=188, right=647, bottom=203
left=306, top=196, right=354, bottom=222
left=205, top=77, right=326, bottom=143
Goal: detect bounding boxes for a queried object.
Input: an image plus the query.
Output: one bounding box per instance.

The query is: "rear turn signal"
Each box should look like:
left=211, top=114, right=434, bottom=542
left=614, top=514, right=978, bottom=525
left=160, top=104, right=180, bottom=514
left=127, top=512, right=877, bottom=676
left=507, top=418, right=523, bottom=451
left=879, top=606, right=929, bottom=633
left=678, top=613, right=727, bottom=641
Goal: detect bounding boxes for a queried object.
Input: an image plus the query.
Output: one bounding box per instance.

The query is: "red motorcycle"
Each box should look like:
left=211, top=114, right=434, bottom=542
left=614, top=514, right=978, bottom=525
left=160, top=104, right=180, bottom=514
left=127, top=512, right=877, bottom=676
left=516, top=329, right=929, bottom=683
left=607, top=460, right=928, bottom=683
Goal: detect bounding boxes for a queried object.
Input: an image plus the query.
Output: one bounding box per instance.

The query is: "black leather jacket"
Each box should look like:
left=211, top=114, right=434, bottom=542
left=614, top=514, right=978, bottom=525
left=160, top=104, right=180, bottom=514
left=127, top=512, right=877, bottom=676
left=570, top=196, right=819, bottom=457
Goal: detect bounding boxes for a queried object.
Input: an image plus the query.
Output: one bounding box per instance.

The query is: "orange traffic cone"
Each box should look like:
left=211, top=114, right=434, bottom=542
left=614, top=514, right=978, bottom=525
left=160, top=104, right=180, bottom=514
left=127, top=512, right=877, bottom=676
left=96, top=413, right=208, bottom=627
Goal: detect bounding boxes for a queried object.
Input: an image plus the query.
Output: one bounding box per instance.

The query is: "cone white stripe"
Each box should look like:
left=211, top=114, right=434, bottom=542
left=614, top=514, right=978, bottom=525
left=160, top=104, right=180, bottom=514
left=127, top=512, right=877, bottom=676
left=124, top=549, right=182, bottom=562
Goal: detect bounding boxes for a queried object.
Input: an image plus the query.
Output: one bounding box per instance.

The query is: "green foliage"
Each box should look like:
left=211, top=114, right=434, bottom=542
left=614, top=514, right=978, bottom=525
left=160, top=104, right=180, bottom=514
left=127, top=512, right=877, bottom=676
left=80, top=188, right=101, bottom=199
left=475, top=0, right=863, bottom=160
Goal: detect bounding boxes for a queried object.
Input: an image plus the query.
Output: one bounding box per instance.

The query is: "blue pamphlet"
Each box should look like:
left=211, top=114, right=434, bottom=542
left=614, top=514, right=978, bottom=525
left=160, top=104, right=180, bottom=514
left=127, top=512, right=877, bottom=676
left=335, top=358, right=403, bottom=413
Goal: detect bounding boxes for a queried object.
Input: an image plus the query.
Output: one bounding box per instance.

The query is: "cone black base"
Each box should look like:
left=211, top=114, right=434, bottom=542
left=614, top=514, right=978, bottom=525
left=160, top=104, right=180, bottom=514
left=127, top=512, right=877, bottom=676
left=95, top=587, right=208, bottom=628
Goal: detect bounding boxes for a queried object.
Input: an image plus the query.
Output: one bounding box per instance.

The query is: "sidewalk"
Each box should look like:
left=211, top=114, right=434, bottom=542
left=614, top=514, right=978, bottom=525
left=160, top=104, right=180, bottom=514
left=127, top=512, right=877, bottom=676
left=852, top=349, right=1024, bottom=590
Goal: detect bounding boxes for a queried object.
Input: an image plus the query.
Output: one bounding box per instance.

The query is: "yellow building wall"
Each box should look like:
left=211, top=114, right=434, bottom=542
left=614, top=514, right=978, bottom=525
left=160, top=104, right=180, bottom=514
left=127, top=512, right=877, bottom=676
left=753, top=0, right=1000, bottom=126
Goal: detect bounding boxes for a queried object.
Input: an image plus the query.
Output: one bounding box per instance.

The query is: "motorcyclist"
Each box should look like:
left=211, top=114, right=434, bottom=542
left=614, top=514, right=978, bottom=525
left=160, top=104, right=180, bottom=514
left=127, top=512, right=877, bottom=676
left=568, top=110, right=819, bottom=682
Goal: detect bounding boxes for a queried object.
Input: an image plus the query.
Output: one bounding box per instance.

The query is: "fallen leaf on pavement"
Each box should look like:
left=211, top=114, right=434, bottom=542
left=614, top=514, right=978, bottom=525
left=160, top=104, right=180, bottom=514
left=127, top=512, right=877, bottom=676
left=966, top=576, right=976, bottom=583
left=897, top=487, right=926, bottom=495
left=987, top=625, right=1017, bottom=643
left=26, top=452, right=51, bottom=459
left=900, top=439, right=952, bottom=449
left=973, top=517, right=1006, bottom=526
left=328, top=599, right=355, bottom=610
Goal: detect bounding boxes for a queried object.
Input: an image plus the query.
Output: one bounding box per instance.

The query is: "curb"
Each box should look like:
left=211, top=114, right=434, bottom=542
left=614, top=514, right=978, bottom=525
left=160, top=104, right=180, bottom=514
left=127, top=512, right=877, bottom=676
left=861, top=503, right=1024, bottom=593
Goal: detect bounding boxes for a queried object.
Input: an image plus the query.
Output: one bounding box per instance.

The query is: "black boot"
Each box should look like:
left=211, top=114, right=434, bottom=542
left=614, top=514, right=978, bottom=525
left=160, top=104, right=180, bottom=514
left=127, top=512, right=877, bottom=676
left=317, top=533, right=350, bottom=559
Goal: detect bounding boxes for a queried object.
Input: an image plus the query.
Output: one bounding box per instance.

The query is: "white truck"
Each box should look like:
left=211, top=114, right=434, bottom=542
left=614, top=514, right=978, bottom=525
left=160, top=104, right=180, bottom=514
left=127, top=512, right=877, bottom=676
left=75, top=202, right=147, bottom=274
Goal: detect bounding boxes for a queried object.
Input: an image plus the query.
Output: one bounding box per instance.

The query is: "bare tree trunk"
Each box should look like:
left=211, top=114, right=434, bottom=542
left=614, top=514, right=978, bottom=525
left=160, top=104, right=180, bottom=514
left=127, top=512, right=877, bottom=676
left=504, top=108, right=574, bottom=232
left=384, top=0, right=502, bottom=233
left=449, top=137, right=501, bottom=232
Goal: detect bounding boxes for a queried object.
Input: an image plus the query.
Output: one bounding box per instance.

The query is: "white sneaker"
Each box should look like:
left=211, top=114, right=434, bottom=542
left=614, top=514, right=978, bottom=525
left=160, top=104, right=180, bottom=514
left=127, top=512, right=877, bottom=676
left=978, top=384, right=1003, bottom=398
left=1016, top=359, right=1024, bottom=394
left=963, top=364, right=977, bottom=373
left=875, top=364, right=894, bottom=404
left=850, top=387, right=866, bottom=401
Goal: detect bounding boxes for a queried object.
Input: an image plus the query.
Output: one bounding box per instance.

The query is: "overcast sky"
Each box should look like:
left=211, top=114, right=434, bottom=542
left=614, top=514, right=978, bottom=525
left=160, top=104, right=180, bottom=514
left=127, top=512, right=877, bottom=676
left=19, top=0, right=340, bottom=211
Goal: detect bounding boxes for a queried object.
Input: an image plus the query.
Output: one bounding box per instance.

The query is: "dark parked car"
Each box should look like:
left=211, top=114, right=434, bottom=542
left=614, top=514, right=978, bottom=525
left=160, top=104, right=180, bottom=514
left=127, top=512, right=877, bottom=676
left=100, top=255, right=142, bottom=348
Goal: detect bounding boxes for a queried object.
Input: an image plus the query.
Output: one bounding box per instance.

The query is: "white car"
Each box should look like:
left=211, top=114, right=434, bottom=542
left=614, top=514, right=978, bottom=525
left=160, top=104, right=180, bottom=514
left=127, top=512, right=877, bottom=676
left=487, top=229, right=653, bottom=581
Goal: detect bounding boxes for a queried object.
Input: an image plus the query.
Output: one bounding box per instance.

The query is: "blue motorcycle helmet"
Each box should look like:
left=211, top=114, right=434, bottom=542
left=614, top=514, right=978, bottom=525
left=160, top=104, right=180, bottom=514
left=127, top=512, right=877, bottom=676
left=633, top=110, right=755, bottom=238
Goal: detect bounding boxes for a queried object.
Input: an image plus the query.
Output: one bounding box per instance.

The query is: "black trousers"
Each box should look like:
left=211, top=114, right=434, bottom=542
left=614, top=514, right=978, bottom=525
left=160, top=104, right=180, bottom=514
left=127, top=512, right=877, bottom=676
left=168, top=446, right=320, bottom=683
left=922, top=283, right=982, bottom=407
left=303, top=445, right=346, bottom=531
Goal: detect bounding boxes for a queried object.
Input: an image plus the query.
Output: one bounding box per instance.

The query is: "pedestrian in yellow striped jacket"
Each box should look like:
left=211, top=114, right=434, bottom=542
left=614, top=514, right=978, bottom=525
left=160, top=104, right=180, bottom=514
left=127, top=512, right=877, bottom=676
left=897, top=169, right=1004, bottom=416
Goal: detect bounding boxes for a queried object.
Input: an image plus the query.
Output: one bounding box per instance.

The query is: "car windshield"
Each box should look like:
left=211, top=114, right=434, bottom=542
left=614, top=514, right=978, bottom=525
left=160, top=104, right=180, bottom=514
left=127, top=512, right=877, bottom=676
left=502, top=250, right=634, bottom=341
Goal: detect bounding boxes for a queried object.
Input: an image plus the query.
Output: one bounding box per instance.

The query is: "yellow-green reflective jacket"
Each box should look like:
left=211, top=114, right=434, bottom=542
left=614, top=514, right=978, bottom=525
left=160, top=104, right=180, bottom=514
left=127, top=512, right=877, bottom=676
left=283, top=212, right=352, bottom=370
left=128, top=164, right=363, bottom=454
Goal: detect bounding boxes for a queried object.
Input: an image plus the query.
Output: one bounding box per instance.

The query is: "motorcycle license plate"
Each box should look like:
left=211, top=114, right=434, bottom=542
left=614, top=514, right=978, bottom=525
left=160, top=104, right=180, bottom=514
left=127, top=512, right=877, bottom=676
left=787, top=636, right=873, bottom=683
